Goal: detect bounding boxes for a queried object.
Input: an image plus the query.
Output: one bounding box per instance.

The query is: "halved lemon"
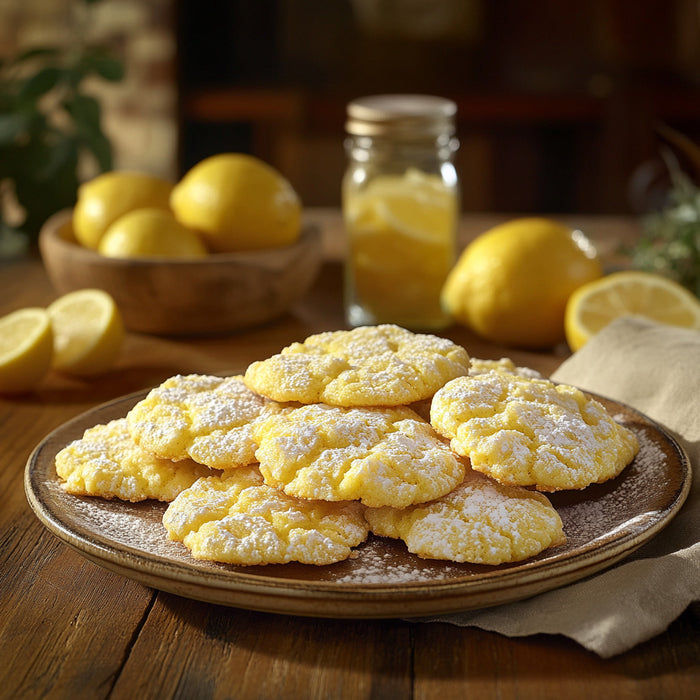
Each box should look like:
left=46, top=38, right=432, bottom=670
left=0, top=308, right=54, bottom=394
left=47, top=289, right=125, bottom=376
left=565, top=270, right=700, bottom=351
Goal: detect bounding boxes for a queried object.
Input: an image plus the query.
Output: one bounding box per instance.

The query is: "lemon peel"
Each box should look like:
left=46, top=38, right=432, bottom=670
left=170, top=153, right=301, bottom=252
left=73, top=171, right=173, bottom=249
left=98, top=208, right=208, bottom=259
left=441, top=217, right=603, bottom=348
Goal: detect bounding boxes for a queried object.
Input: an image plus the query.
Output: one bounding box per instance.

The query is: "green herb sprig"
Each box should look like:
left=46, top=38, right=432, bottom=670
left=631, top=164, right=700, bottom=298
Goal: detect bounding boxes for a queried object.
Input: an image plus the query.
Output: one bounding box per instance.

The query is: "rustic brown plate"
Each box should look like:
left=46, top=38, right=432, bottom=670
left=25, top=389, right=690, bottom=618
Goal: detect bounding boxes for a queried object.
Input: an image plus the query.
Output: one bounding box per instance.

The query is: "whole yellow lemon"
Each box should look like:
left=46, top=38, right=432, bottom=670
left=73, top=171, right=174, bottom=249
left=98, top=208, right=208, bottom=259
left=441, top=217, right=603, bottom=348
left=170, top=153, right=301, bottom=252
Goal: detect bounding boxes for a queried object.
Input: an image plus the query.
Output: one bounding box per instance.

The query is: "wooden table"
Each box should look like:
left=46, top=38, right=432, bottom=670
left=1, top=211, right=698, bottom=699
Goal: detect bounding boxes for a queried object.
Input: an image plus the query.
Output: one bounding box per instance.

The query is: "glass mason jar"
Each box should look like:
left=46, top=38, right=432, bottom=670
left=342, top=94, right=459, bottom=330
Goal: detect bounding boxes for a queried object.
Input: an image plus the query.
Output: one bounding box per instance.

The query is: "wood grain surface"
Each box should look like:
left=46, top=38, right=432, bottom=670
left=2, top=211, right=698, bottom=700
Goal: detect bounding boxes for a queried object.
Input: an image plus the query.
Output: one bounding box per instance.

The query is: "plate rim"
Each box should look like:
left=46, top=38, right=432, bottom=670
left=24, top=387, right=692, bottom=618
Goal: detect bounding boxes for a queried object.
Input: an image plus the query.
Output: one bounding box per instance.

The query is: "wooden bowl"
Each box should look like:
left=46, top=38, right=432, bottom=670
left=39, top=210, right=323, bottom=336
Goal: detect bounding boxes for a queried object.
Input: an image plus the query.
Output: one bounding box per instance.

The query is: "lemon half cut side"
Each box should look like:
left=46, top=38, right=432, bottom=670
left=565, top=270, right=700, bottom=351
left=0, top=308, right=54, bottom=394
left=48, top=289, right=125, bottom=376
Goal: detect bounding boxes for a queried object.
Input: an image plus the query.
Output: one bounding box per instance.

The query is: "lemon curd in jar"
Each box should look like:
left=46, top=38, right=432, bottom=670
left=342, top=95, right=459, bottom=330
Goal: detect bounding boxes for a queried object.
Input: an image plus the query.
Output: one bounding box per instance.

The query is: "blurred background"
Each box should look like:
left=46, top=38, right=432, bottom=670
left=2, top=0, right=700, bottom=221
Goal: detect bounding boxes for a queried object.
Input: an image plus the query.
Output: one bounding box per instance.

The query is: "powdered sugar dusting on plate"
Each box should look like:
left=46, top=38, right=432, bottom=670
left=331, top=538, right=450, bottom=584
left=44, top=478, right=181, bottom=560
left=551, top=424, right=669, bottom=548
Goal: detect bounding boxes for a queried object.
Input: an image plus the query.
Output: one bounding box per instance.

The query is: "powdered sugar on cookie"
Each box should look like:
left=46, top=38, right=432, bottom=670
left=431, top=371, right=639, bottom=491
left=253, top=403, right=466, bottom=507
left=244, top=324, right=470, bottom=406
left=55, top=418, right=212, bottom=502
left=163, top=466, right=369, bottom=566
left=127, top=374, right=277, bottom=469
left=366, top=468, right=565, bottom=564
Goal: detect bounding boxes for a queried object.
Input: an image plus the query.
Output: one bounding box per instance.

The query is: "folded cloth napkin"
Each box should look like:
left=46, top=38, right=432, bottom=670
left=419, top=316, right=700, bottom=657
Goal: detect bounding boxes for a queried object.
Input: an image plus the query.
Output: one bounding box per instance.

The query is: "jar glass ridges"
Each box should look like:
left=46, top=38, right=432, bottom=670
left=342, top=94, right=460, bottom=330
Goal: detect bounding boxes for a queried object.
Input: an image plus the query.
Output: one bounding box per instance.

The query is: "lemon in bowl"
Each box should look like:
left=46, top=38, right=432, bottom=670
left=441, top=217, right=603, bottom=348
left=170, top=153, right=302, bottom=252
left=98, top=208, right=208, bottom=259
left=73, top=171, right=173, bottom=250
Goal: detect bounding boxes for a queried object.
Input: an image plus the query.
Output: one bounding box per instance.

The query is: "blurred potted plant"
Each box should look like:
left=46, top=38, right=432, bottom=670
left=0, top=0, right=123, bottom=257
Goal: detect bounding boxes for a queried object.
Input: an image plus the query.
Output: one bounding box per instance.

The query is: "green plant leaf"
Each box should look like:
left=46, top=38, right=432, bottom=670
left=19, top=66, right=63, bottom=99
left=64, top=93, right=113, bottom=171
left=12, top=134, right=79, bottom=237
left=80, top=128, right=113, bottom=172
left=0, top=112, right=31, bottom=144
left=0, top=107, right=46, bottom=143
left=39, top=133, right=80, bottom=180
left=631, top=165, right=700, bottom=298
left=60, top=66, right=86, bottom=90
left=1, top=18, right=122, bottom=244
left=11, top=47, right=62, bottom=66
left=82, top=50, right=125, bottom=82
left=63, top=93, right=102, bottom=134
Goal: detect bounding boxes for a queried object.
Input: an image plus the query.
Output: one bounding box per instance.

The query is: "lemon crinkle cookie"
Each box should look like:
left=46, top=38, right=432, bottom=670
left=365, top=469, right=566, bottom=565
left=431, top=371, right=639, bottom=492
left=243, top=324, right=470, bottom=406
left=409, top=358, right=541, bottom=422
left=252, top=403, right=466, bottom=508
left=55, top=418, right=212, bottom=502
left=127, top=374, right=276, bottom=469
left=469, top=357, right=542, bottom=379
left=163, top=466, right=369, bottom=566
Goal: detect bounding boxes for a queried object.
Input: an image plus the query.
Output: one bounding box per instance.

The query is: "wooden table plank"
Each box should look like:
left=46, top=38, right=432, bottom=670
left=112, top=597, right=413, bottom=700
left=412, top=617, right=700, bottom=700
left=1, top=536, right=155, bottom=699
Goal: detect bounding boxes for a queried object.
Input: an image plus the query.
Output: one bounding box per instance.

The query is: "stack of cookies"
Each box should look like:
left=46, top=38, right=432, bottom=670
left=55, top=325, right=639, bottom=568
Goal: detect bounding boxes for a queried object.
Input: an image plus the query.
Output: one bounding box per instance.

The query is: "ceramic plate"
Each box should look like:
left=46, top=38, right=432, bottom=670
left=25, top=389, right=691, bottom=618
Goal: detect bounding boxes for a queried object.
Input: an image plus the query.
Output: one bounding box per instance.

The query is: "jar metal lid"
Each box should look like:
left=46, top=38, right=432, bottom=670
left=346, top=94, right=457, bottom=138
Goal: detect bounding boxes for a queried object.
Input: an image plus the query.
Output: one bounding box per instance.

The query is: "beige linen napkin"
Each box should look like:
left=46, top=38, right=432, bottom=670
left=420, top=316, right=700, bottom=657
